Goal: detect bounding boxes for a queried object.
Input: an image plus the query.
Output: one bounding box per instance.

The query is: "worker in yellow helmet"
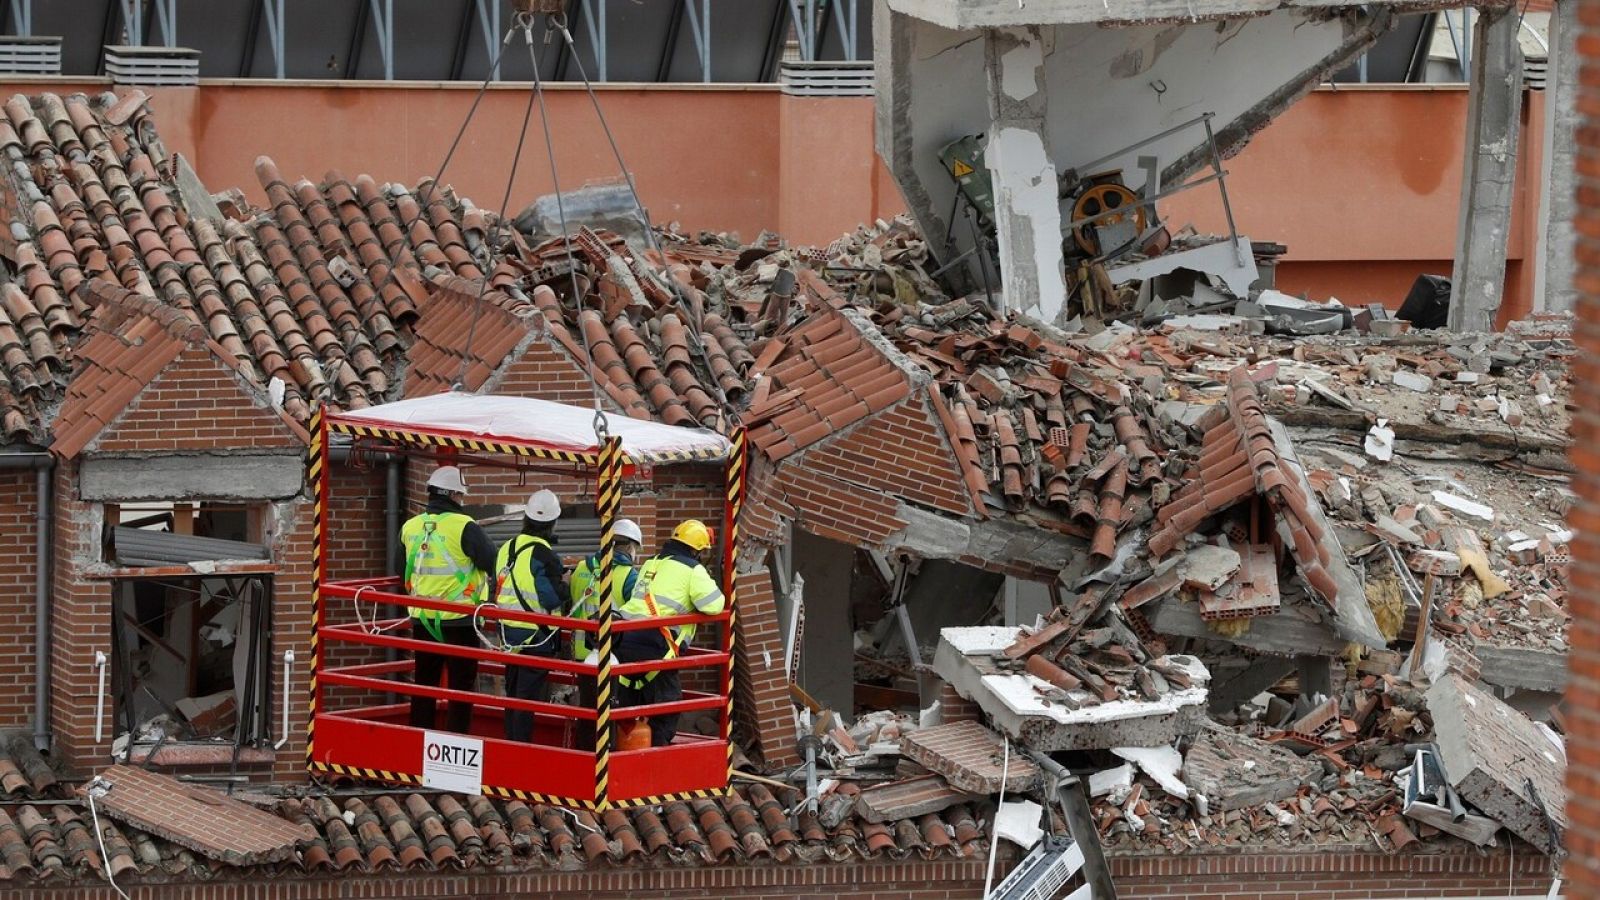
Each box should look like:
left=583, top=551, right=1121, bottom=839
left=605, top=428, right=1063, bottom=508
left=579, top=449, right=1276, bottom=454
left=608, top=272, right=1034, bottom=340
left=493, top=489, right=567, bottom=743
left=401, top=466, right=497, bottom=733
left=567, top=518, right=643, bottom=747
left=614, top=519, right=726, bottom=746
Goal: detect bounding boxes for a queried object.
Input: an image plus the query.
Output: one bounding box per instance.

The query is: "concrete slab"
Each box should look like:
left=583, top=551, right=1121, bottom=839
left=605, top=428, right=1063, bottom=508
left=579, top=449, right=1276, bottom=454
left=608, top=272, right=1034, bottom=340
left=887, top=0, right=1443, bottom=29
left=1182, top=728, right=1320, bottom=811
left=1427, top=674, right=1565, bottom=855
left=933, top=626, right=1210, bottom=750
left=80, top=452, right=304, bottom=501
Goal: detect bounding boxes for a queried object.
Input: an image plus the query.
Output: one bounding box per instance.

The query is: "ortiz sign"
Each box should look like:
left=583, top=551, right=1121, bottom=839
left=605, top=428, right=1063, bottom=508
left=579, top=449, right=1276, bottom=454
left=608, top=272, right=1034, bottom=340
left=421, top=730, right=484, bottom=793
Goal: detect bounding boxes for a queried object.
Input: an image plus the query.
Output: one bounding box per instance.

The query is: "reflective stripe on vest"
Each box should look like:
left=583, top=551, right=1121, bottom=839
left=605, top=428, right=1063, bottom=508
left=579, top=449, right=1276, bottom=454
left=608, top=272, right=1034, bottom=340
left=494, top=534, right=557, bottom=652
left=569, top=555, right=633, bottom=660
left=401, top=512, right=484, bottom=634
left=616, top=556, right=702, bottom=689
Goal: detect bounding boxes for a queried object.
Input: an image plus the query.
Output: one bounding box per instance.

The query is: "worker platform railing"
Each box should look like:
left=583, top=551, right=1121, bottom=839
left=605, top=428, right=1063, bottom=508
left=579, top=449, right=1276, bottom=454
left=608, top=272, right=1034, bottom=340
left=312, top=576, right=732, bottom=808
left=305, top=393, right=745, bottom=811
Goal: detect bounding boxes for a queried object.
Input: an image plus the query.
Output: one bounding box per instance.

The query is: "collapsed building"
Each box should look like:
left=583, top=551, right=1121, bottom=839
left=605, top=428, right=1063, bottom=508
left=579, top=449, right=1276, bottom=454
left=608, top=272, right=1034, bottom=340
left=0, top=58, right=1571, bottom=899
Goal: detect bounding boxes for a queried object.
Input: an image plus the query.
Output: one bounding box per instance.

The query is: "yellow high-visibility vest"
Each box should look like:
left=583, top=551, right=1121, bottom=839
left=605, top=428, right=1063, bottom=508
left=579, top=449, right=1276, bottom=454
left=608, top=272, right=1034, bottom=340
left=401, top=512, right=485, bottom=635
left=616, top=555, right=725, bottom=687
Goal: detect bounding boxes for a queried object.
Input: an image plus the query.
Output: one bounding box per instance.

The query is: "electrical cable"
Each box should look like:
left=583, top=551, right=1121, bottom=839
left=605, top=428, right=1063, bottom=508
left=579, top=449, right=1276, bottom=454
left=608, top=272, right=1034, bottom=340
left=85, top=777, right=131, bottom=900
left=972, top=736, right=1011, bottom=896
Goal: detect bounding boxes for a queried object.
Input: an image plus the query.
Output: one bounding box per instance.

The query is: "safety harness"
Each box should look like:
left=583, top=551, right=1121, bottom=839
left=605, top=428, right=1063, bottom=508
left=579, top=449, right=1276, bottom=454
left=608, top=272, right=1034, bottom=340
left=403, top=515, right=476, bottom=642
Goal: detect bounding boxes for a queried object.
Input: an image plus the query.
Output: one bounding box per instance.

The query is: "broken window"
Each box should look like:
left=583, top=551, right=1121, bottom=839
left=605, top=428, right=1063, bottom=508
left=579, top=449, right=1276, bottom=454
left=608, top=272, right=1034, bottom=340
left=110, top=574, right=273, bottom=756
left=103, top=504, right=275, bottom=760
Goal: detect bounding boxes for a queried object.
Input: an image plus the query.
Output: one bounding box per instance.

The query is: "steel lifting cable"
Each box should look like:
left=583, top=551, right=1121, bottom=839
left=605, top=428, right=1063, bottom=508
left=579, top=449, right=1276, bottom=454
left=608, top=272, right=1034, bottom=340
left=453, top=14, right=544, bottom=391
left=547, top=16, right=740, bottom=427
left=524, top=11, right=610, bottom=442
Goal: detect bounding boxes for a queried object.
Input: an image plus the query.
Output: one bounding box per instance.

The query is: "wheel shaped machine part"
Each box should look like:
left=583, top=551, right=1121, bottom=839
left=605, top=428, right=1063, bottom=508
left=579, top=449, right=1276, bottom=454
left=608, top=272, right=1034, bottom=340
left=1072, top=183, right=1147, bottom=256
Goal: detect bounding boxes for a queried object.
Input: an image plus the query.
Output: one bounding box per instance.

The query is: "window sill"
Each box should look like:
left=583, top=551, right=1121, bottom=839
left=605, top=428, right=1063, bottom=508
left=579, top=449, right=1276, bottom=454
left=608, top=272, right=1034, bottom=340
left=126, top=743, right=277, bottom=766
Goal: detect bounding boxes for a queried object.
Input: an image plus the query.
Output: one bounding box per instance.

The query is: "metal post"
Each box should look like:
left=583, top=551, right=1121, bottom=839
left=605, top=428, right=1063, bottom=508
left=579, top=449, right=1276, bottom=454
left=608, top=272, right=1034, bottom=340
left=1460, top=8, right=1472, bottom=80
left=118, top=0, right=141, bottom=46
left=591, top=435, right=624, bottom=809
left=154, top=0, right=176, bottom=47
left=476, top=0, right=502, bottom=79
left=719, top=425, right=746, bottom=782
left=580, top=0, right=608, bottom=81
left=1028, top=750, right=1119, bottom=900
left=831, top=0, right=859, bottom=61
left=1444, top=10, right=1465, bottom=80
left=685, top=0, right=712, bottom=82
left=263, top=0, right=286, bottom=78
left=368, top=0, right=395, bottom=80
left=787, top=0, right=814, bottom=61
left=11, top=0, right=31, bottom=37
left=1202, top=116, right=1246, bottom=267
left=305, top=408, right=329, bottom=775
left=1357, top=52, right=1368, bottom=83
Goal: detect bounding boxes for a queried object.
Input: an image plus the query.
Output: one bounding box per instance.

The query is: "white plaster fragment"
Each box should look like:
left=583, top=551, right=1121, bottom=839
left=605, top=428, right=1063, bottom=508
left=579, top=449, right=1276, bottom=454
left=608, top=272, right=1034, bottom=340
left=1112, top=745, right=1190, bottom=800
left=1364, top=419, right=1395, bottom=463
left=995, top=799, right=1045, bottom=850
left=999, top=36, right=1043, bottom=101
left=1431, top=490, right=1495, bottom=522
left=985, top=126, right=1067, bottom=323
left=1089, top=762, right=1134, bottom=798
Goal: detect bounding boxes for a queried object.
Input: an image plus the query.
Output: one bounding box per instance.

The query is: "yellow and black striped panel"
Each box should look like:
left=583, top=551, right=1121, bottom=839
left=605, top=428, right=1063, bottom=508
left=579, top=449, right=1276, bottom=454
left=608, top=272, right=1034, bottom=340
left=327, top=421, right=729, bottom=466
left=606, top=787, right=734, bottom=810
left=481, top=785, right=602, bottom=810
left=590, top=436, right=625, bottom=809
left=309, top=760, right=422, bottom=786
left=721, top=426, right=747, bottom=783
left=329, top=422, right=599, bottom=465
left=306, top=407, right=327, bottom=773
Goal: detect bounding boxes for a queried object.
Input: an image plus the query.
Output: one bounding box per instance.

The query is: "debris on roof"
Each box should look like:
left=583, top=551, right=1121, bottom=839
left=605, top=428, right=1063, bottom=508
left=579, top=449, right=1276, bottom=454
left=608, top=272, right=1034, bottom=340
left=78, top=766, right=308, bottom=867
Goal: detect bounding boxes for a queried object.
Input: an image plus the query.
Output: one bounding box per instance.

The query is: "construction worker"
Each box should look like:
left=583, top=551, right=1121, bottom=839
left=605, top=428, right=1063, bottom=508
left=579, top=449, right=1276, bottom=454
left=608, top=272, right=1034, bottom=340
left=614, top=519, right=726, bottom=746
left=494, top=489, right=567, bottom=743
left=402, top=465, right=497, bottom=733
left=567, top=518, right=643, bottom=747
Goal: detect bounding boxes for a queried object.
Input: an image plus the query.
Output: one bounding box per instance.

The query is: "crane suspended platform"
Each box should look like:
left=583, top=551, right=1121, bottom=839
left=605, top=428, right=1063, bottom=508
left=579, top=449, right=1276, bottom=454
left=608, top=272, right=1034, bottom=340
left=306, top=394, right=745, bottom=810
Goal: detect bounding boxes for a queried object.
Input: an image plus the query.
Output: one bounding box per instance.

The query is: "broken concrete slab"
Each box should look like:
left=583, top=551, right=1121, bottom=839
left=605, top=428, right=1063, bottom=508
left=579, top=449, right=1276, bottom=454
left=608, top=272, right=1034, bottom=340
left=934, top=627, right=1209, bottom=751
left=854, top=774, right=972, bottom=823
left=79, top=766, right=310, bottom=866
left=900, top=720, right=1041, bottom=794
left=1426, top=674, right=1565, bottom=855
left=1473, top=644, right=1568, bottom=694
left=1144, top=594, right=1347, bottom=658
left=1179, top=544, right=1241, bottom=592
left=1181, top=728, right=1320, bottom=811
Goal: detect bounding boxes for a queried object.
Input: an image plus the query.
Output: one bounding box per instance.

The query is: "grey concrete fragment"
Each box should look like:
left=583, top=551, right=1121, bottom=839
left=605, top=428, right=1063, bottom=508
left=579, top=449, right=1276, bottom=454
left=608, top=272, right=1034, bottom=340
left=1473, top=644, right=1568, bottom=694
left=80, top=453, right=304, bottom=502
left=1181, top=728, right=1321, bottom=811
left=1427, top=674, right=1564, bottom=855
left=1535, top=0, right=1577, bottom=314
left=1144, top=595, right=1347, bottom=658
left=1448, top=8, right=1525, bottom=332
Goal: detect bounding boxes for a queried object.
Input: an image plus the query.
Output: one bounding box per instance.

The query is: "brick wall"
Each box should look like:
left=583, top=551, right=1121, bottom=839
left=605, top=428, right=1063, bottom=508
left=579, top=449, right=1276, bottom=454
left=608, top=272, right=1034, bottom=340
left=1571, top=0, right=1600, bottom=895
left=88, top=346, right=302, bottom=454
left=800, top=392, right=972, bottom=518
left=731, top=566, right=796, bottom=767
left=1110, top=848, right=1554, bottom=899
left=0, top=470, right=39, bottom=732
left=0, top=848, right=1557, bottom=898
left=49, top=459, right=109, bottom=773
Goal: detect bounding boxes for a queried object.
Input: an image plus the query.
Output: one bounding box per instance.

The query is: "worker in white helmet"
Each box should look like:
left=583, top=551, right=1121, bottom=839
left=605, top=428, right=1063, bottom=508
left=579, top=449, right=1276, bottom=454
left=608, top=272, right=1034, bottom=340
left=566, top=517, right=643, bottom=747
left=401, top=465, right=497, bottom=733
left=493, top=489, right=567, bottom=743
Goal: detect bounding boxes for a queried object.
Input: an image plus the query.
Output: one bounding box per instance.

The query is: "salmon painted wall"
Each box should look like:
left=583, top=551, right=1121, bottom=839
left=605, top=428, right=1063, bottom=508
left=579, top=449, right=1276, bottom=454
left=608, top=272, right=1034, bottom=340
left=0, top=79, right=1547, bottom=321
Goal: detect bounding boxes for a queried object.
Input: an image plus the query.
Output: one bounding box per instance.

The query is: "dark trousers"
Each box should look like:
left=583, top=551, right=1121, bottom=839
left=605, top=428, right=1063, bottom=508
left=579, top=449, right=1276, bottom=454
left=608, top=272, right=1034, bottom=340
left=409, top=619, right=478, bottom=733
left=503, top=643, right=557, bottom=743
left=616, top=670, right=682, bottom=747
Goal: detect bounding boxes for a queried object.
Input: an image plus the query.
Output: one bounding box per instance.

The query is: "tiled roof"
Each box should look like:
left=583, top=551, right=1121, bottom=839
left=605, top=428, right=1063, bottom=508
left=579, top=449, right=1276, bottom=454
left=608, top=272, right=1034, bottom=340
left=0, top=735, right=61, bottom=801
left=1149, top=367, right=1338, bottom=604
left=746, top=284, right=916, bottom=462
left=0, top=786, right=987, bottom=885
left=49, top=280, right=198, bottom=459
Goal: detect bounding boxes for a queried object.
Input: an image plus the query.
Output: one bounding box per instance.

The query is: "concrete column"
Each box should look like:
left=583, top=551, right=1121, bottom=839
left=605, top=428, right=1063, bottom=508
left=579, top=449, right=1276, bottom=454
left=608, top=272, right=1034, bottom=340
left=1449, top=8, right=1525, bottom=331
left=794, top=530, right=856, bottom=714
left=983, top=26, right=1068, bottom=325
left=1535, top=0, right=1578, bottom=314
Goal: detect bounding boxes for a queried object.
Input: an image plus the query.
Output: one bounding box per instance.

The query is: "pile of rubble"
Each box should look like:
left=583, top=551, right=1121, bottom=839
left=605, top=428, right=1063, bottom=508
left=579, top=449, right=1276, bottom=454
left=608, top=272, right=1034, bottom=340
left=698, top=216, right=1572, bottom=865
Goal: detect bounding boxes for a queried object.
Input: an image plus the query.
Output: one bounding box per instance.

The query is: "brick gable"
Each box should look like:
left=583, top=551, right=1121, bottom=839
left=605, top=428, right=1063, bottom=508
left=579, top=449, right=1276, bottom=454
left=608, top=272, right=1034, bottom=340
left=797, top=389, right=972, bottom=518
left=88, top=345, right=304, bottom=455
